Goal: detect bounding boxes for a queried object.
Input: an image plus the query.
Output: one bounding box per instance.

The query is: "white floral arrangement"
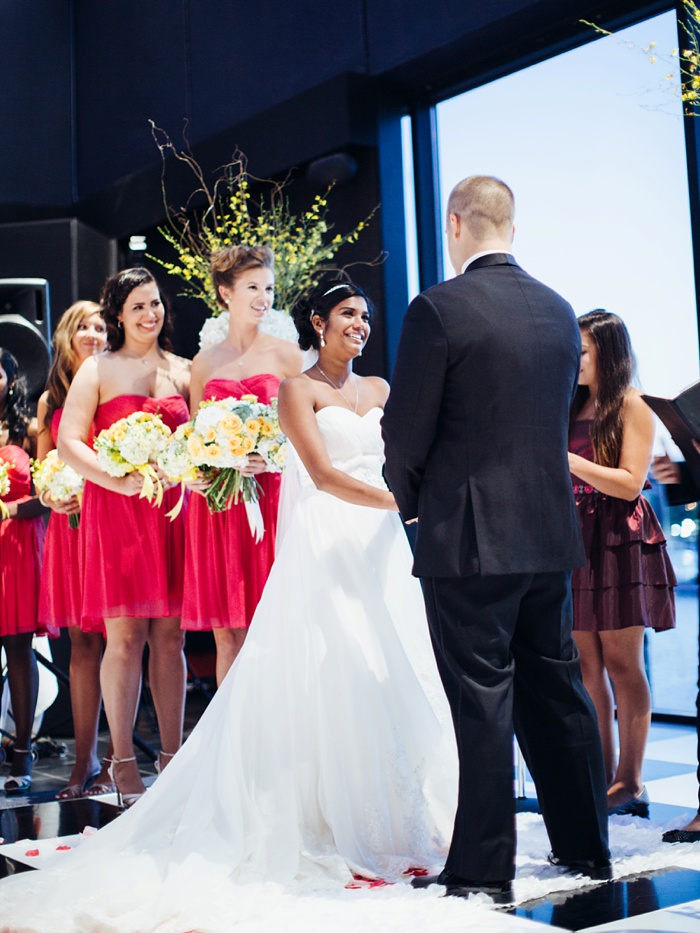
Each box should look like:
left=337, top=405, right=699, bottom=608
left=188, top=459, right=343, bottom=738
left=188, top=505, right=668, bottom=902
left=199, top=309, right=298, bottom=351
left=31, top=451, right=85, bottom=528
left=94, top=411, right=172, bottom=505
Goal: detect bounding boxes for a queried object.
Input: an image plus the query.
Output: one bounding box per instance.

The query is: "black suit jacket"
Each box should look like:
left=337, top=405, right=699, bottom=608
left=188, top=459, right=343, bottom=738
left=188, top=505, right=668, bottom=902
left=382, top=253, right=585, bottom=577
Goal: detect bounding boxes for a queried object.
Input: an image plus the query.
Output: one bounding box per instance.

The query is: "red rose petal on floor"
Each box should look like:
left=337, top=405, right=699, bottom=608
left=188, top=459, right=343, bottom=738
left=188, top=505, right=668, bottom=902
left=25, top=849, right=39, bottom=857
left=56, top=845, right=71, bottom=851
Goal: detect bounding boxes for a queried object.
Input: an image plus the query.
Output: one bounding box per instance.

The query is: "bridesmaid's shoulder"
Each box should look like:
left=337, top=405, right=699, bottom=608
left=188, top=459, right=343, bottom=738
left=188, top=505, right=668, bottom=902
left=266, top=335, right=303, bottom=375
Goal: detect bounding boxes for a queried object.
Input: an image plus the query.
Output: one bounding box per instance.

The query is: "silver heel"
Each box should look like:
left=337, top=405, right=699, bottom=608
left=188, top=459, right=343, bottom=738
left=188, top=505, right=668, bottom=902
left=108, top=756, right=145, bottom=809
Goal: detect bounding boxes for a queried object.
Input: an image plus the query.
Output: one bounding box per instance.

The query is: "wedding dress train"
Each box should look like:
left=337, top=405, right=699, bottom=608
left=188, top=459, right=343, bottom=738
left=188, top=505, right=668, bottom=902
left=0, top=406, right=458, bottom=933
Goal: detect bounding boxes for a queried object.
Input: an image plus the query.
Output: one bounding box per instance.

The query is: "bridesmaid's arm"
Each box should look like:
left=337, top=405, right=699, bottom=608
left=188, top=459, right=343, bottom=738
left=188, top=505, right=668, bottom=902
left=278, top=376, right=397, bottom=511
left=57, top=358, right=143, bottom=496
left=36, top=393, right=54, bottom=460
left=567, top=393, right=654, bottom=501
left=35, top=392, right=80, bottom=516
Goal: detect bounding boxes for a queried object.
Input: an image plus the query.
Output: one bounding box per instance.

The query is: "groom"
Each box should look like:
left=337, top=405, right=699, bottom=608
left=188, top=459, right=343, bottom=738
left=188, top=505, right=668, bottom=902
left=382, top=176, right=610, bottom=902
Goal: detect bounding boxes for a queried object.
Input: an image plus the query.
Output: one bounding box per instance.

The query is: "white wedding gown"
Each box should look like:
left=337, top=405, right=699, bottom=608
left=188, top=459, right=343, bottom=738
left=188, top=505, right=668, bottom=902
left=0, top=406, right=458, bottom=933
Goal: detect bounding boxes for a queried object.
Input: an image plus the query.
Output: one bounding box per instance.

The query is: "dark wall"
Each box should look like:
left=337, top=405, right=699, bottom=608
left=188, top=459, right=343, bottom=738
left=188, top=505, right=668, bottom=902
left=0, top=0, right=74, bottom=206
left=2, top=0, right=665, bottom=218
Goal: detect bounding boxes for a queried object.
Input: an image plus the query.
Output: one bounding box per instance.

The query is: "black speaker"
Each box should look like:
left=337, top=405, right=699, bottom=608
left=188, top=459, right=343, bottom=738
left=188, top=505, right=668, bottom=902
left=0, top=278, right=51, bottom=403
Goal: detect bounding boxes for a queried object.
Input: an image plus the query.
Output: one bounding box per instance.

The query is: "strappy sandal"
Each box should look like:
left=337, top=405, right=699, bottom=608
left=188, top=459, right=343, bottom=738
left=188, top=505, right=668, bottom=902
left=4, top=748, right=32, bottom=796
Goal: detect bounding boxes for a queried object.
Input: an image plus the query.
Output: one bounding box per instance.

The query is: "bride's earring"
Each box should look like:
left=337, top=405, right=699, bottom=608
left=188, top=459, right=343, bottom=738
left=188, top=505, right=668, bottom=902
left=318, top=329, right=325, bottom=348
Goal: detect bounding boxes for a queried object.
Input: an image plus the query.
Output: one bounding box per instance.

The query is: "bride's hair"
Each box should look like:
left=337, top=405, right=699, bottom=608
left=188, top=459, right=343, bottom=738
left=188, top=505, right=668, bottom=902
left=291, top=279, right=374, bottom=351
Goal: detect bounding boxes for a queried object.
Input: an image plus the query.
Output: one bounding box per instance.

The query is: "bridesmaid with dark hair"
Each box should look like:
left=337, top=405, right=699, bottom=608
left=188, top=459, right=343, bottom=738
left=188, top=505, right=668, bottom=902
left=58, top=268, right=191, bottom=807
left=0, top=348, right=49, bottom=794
left=182, top=245, right=302, bottom=683
left=36, top=300, right=114, bottom=799
left=568, top=309, right=676, bottom=816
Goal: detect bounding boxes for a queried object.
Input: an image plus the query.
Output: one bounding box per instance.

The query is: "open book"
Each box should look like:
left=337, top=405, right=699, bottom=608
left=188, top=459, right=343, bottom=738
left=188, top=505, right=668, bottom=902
left=643, top=380, right=700, bottom=486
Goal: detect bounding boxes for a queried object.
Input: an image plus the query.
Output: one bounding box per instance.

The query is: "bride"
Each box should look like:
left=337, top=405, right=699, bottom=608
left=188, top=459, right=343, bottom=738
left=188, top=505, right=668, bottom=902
left=0, top=280, right=458, bottom=933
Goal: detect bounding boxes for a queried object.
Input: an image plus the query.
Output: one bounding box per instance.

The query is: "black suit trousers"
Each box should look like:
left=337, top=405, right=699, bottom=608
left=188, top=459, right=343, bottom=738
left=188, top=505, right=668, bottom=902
left=422, top=571, right=609, bottom=881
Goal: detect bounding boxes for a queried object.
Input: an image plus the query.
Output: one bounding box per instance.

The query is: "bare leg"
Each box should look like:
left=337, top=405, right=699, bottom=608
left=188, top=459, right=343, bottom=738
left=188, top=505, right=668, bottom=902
left=601, top=626, right=651, bottom=809
left=574, top=630, right=616, bottom=785
left=56, top=627, right=105, bottom=796
left=100, top=617, right=148, bottom=798
left=2, top=633, right=38, bottom=779
left=147, top=616, right=186, bottom=766
left=212, top=627, right=247, bottom=686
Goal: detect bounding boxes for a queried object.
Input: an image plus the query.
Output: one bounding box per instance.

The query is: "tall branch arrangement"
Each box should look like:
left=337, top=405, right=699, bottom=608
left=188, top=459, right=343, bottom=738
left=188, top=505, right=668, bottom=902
left=582, top=0, right=700, bottom=115
left=149, top=123, right=379, bottom=314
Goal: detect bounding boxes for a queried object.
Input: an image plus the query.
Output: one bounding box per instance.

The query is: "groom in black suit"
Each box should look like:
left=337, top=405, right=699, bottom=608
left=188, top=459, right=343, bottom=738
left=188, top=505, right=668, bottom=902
left=382, top=176, right=610, bottom=902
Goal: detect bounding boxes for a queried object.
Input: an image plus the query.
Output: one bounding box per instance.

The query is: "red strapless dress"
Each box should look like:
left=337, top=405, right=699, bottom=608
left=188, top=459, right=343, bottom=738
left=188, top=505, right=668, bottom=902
left=570, top=419, right=676, bottom=632
left=38, top=409, right=87, bottom=630
left=0, top=445, right=51, bottom=637
left=80, top=395, right=190, bottom=629
left=182, top=375, right=282, bottom=631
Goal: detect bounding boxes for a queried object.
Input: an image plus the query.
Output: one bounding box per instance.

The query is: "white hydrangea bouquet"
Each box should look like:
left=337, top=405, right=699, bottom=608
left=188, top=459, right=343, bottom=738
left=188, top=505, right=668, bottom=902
left=157, top=394, right=287, bottom=539
left=94, top=411, right=172, bottom=506
left=31, top=450, right=85, bottom=529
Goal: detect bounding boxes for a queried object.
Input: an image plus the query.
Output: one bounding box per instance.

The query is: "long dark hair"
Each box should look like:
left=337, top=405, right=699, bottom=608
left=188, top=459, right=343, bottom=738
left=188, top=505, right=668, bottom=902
left=0, top=348, right=30, bottom=444
left=570, top=309, right=636, bottom=468
left=100, top=267, right=173, bottom=352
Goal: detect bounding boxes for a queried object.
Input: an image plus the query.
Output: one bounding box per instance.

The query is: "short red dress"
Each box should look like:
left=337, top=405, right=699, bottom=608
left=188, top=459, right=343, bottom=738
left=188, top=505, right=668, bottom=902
left=570, top=419, right=676, bottom=632
left=181, top=375, right=282, bottom=631
left=0, top=445, right=52, bottom=637
left=38, top=409, right=86, bottom=631
left=79, top=395, right=189, bottom=629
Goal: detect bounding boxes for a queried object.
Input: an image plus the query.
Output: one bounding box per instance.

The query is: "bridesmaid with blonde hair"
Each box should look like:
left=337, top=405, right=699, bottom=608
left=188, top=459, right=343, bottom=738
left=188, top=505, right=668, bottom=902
left=36, top=300, right=114, bottom=799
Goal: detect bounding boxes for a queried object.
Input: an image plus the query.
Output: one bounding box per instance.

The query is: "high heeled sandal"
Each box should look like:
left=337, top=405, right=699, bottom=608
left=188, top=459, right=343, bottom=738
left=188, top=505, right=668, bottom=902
left=109, top=756, right=145, bottom=809
left=4, top=748, right=33, bottom=796
left=155, top=750, right=177, bottom=775
left=83, top=758, right=116, bottom=798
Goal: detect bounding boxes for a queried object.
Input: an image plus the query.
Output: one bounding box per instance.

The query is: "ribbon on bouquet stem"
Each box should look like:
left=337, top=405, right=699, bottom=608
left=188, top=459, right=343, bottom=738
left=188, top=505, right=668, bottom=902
left=137, top=464, right=164, bottom=508
left=244, top=499, right=265, bottom=542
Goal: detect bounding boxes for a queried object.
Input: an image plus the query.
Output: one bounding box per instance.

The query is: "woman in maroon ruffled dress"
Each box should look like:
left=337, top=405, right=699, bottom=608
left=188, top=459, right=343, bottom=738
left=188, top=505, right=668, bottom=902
left=0, top=349, right=48, bottom=795
left=182, top=246, right=302, bottom=684
left=568, top=309, right=676, bottom=816
left=58, top=269, right=191, bottom=806
left=36, top=300, right=115, bottom=799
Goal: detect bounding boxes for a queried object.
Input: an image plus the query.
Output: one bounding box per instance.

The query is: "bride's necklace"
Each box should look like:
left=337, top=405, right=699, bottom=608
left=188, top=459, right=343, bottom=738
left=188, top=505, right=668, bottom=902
left=315, top=363, right=359, bottom=413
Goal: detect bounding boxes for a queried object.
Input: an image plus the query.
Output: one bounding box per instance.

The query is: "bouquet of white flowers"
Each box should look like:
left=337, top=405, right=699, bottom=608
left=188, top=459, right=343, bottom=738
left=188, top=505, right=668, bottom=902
left=31, top=450, right=85, bottom=529
left=94, top=411, right=172, bottom=506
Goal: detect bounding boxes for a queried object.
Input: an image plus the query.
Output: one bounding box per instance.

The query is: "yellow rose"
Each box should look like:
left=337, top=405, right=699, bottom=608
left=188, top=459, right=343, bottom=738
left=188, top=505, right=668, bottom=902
left=203, top=426, right=218, bottom=444
left=241, top=436, right=255, bottom=453
left=187, top=435, right=204, bottom=459
left=207, top=444, right=222, bottom=461
left=245, top=419, right=260, bottom=435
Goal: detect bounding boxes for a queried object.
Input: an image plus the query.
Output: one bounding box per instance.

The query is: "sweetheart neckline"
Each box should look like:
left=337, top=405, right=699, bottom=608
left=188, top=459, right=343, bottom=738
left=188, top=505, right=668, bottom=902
left=315, top=406, right=382, bottom=419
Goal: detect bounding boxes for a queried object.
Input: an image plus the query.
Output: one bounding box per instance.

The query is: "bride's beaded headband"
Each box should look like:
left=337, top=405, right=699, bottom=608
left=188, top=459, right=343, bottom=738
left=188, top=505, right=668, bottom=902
left=310, top=283, right=349, bottom=319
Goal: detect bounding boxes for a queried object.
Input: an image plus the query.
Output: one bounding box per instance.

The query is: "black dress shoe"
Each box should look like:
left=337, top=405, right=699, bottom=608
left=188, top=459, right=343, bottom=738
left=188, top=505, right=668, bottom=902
left=410, top=869, right=514, bottom=904
left=608, top=786, right=650, bottom=818
left=548, top=854, right=613, bottom=881
left=662, top=828, right=700, bottom=843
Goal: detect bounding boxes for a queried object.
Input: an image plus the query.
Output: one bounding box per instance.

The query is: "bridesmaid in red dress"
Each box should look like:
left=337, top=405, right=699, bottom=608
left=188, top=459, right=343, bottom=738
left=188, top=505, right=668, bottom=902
left=182, top=245, right=302, bottom=684
left=58, top=268, right=191, bottom=806
left=36, top=301, right=114, bottom=799
left=0, top=349, right=48, bottom=795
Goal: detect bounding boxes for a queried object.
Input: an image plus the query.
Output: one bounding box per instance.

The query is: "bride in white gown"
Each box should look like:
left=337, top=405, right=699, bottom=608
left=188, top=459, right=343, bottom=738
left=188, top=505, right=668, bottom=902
left=0, top=281, right=457, bottom=933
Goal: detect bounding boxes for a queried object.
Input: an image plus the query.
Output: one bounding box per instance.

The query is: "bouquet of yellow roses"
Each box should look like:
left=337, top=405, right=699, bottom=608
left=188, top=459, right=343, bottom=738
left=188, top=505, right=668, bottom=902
left=94, top=411, right=172, bottom=506
left=157, top=394, right=287, bottom=538
left=31, top=450, right=85, bottom=529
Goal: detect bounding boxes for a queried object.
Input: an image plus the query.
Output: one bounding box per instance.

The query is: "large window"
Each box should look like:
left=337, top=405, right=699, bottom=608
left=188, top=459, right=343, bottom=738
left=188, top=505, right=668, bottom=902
left=434, top=9, right=698, bottom=715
